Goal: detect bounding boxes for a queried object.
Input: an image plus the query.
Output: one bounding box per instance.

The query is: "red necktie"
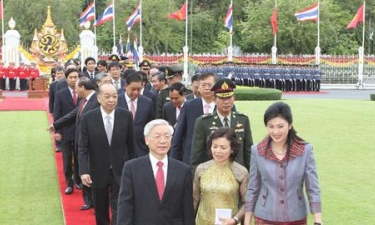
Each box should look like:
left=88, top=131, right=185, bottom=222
left=156, top=161, right=165, bottom=200
left=73, top=90, right=78, bottom=105
left=79, top=98, right=87, bottom=116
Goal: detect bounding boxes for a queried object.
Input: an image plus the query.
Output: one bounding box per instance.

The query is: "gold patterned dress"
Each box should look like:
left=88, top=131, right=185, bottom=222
left=193, top=160, right=249, bottom=225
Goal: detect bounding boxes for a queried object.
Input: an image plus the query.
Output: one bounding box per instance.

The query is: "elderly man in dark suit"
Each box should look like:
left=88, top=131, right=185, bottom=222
left=118, top=73, right=155, bottom=157
left=117, top=119, right=195, bottom=225
left=79, top=83, right=135, bottom=225
left=53, top=68, right=80, bottom=194
left=49, top=76, right=98, bottom=210
left=170, top=72, right=218, bottom=165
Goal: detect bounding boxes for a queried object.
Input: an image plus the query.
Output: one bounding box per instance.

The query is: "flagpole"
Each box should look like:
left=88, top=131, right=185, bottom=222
left=94, top=0, right=97, bottom=46
left=112, top=0, right=117, bottom=54
left=315, top=1, right=321, bottom=65
left=139, top=0, right=144, bottom=62
left=183, top=0, right=189, bottom=84
left=358, top=1, right=365, bottom=88
left=271, top=0, right=277, bottom=64
left=228, top=0, right=233, bottom=62
left=1, top=0, right=4, bottom=47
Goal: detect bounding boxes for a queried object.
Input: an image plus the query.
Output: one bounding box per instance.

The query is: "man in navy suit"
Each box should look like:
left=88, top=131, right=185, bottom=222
left=108, top=61, right=125, bottom=90
left=162, top=82, right=187, bottom=128
left=170, top=72, right=218, bottom=165
left=49, top=76, right=98, bottom=210
left=118, top=73, right=155, bottom=157
left=79, top=83, right=135, bottom=225
left=117, top=119, right=195, bottom=225
left=53, top=68, right=80, bottom=194
left=82, top=57, right=98, bottom=84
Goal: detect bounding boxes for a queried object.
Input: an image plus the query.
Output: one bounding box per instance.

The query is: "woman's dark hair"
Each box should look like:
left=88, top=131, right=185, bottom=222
left=206, top=127, right=241, bottom=162
left=264, top=101, right=305, bottom=161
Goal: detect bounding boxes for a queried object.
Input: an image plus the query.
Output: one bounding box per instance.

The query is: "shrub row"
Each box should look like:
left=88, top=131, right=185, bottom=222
left=234, top=88, right=282, bottom=101
left=370, top=94, right=375, bottom=101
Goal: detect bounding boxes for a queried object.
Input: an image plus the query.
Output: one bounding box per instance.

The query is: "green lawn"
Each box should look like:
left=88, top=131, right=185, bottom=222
left=237, top=99, right=375, bottom=224
left=0, top=111, right=63, bottom=225
left=0, top=99, right=374, bottom=224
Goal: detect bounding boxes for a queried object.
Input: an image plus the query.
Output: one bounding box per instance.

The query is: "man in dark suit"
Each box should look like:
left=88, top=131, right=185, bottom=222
left=117, top=119, right=195, bottom=225
left=170, top=72, right=217, bottom=165
left=108, top=61, right=125, bottom=90
left=53, top=68, right=80, bottom=194
left=79, top=83, right=135, bottom=225
left=49, top=76, right=98, bottom=210
left=82, top=57, right=98, bottom=83
left=117, top=73, right=155, bottom=157
left=162, top=82, right=187, bottom=128
left=185, top=73, right=200, bottom=100
left=190, top=79, right=253, bottom=175
left=49, top=66, right=65, bottom=152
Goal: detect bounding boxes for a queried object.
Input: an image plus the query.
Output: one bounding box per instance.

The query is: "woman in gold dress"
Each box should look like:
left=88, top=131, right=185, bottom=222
left=193, top=127, right=249, bottom=225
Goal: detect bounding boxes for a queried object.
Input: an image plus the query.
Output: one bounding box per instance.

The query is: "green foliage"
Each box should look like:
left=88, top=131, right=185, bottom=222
left=2, top=0, right=375, bottom=54
left=370, top=93, right=375, bottom=101
left=234, top=87, right=282, bottom=101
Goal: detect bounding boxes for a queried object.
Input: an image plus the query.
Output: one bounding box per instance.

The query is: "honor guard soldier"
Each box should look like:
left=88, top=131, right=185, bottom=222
left=139, top=60, right=152, bottom=91
left=190, top=78, right=253, bottom=175
left=108, top=54, right=120, bottom=63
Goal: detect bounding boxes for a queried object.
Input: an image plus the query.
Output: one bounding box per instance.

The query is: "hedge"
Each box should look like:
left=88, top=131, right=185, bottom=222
left=370, top=94, right=375, bottom=101
left=234, top=88, right=282, bottom=101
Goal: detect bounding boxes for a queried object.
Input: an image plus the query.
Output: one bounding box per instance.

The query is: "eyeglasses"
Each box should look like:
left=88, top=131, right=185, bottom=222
left=149, top=135, right=173, bottom=142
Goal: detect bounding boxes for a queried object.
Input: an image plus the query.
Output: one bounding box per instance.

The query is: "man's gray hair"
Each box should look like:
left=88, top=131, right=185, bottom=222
left=95, top=72, right=109, bottom=82
left=144, top=119, right=174, bottom=137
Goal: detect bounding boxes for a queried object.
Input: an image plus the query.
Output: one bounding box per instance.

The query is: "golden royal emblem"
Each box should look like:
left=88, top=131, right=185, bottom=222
left=221, top=81, right=229, bottom=91
left=38, top=34, right=60, bottom=56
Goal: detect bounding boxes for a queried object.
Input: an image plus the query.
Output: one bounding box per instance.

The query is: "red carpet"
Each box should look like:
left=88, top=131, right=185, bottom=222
left=0, top=96, right=95, bottom=225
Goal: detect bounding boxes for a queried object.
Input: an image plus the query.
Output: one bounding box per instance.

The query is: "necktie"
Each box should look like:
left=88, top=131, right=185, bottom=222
left=114, top=80, right=119, bottom=89
left=130, top=100, right=136, bottom=119
left=91, top=73, right=94, bottom=80
left=224, top=117, right=229, bottom=127
left=78, top=98, right=87, bottom=117
left=204, top=104, right=210, bottom=114
left=105, top=115, right=113, bottom=145
left=72, top=90, right=77, bottom=105
left=156, top=161, right=165, bottom=200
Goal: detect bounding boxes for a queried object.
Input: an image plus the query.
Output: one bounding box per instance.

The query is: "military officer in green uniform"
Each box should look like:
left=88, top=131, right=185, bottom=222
left=190, top=78, right=253, bottom=175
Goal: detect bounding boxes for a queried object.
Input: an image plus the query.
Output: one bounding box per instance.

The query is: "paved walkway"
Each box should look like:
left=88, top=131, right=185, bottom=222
left=282, top=89, right=374, bottom=100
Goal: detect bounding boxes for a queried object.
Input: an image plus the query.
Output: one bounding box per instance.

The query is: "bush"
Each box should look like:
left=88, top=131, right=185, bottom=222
left=234, top=87, right=282, bottom=101
left=370, top=94, right=375, bottom=101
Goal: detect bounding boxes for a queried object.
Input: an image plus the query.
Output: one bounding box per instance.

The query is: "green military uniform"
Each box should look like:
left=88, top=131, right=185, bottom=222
left=190, top=78, right=253, bottom=175
left=190, top=111, right=253, bottom=175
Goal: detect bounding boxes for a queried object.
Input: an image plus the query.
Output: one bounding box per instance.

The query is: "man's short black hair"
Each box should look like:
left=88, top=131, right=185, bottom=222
left=84, top=57, right=96, bottom=65
left=126, top=73, right=143, bottom=85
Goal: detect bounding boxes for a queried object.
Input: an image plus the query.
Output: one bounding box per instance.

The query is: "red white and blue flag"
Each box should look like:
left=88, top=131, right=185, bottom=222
left=224, top=1, right=233, bottom=32
left=126, top=4, right=141, bottom=31
left=94, top=3, right=114, bottom=26
left=79, top=2, right=95, bottom=26
left=294, top=3, right=319, bottom=22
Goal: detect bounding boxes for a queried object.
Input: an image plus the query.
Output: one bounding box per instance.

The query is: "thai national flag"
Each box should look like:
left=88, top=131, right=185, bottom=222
left=294, top=3, right=319, bottom=22
left=94, top=3, right=114, bottom=26
left=126, top=4, right=141, bottom=31
left=79, top=2, right=95, bottom=26
left=224, top=1, right=233, bottom=32
left=133, top=37, right=139, bottom=70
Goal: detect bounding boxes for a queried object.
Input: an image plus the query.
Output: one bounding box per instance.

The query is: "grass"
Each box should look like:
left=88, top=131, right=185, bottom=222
left=0, top=99, right=374, bottom=224
left=0, top=111, right=63, bottom=225
left=237, top=99, right=375, bottom=224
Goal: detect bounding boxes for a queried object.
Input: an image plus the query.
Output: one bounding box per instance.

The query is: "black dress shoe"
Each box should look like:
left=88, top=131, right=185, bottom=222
left=55, top=148, right=62, bottom=152
left=80, top=204, right=93, bottom=210
left=75, top=183, right=82, bottom=190
left=65, top=187, right=73, bottom=195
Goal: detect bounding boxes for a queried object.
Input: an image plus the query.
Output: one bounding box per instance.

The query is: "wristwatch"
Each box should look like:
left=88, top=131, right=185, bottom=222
left=232, top=216, right=239, bottom=224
